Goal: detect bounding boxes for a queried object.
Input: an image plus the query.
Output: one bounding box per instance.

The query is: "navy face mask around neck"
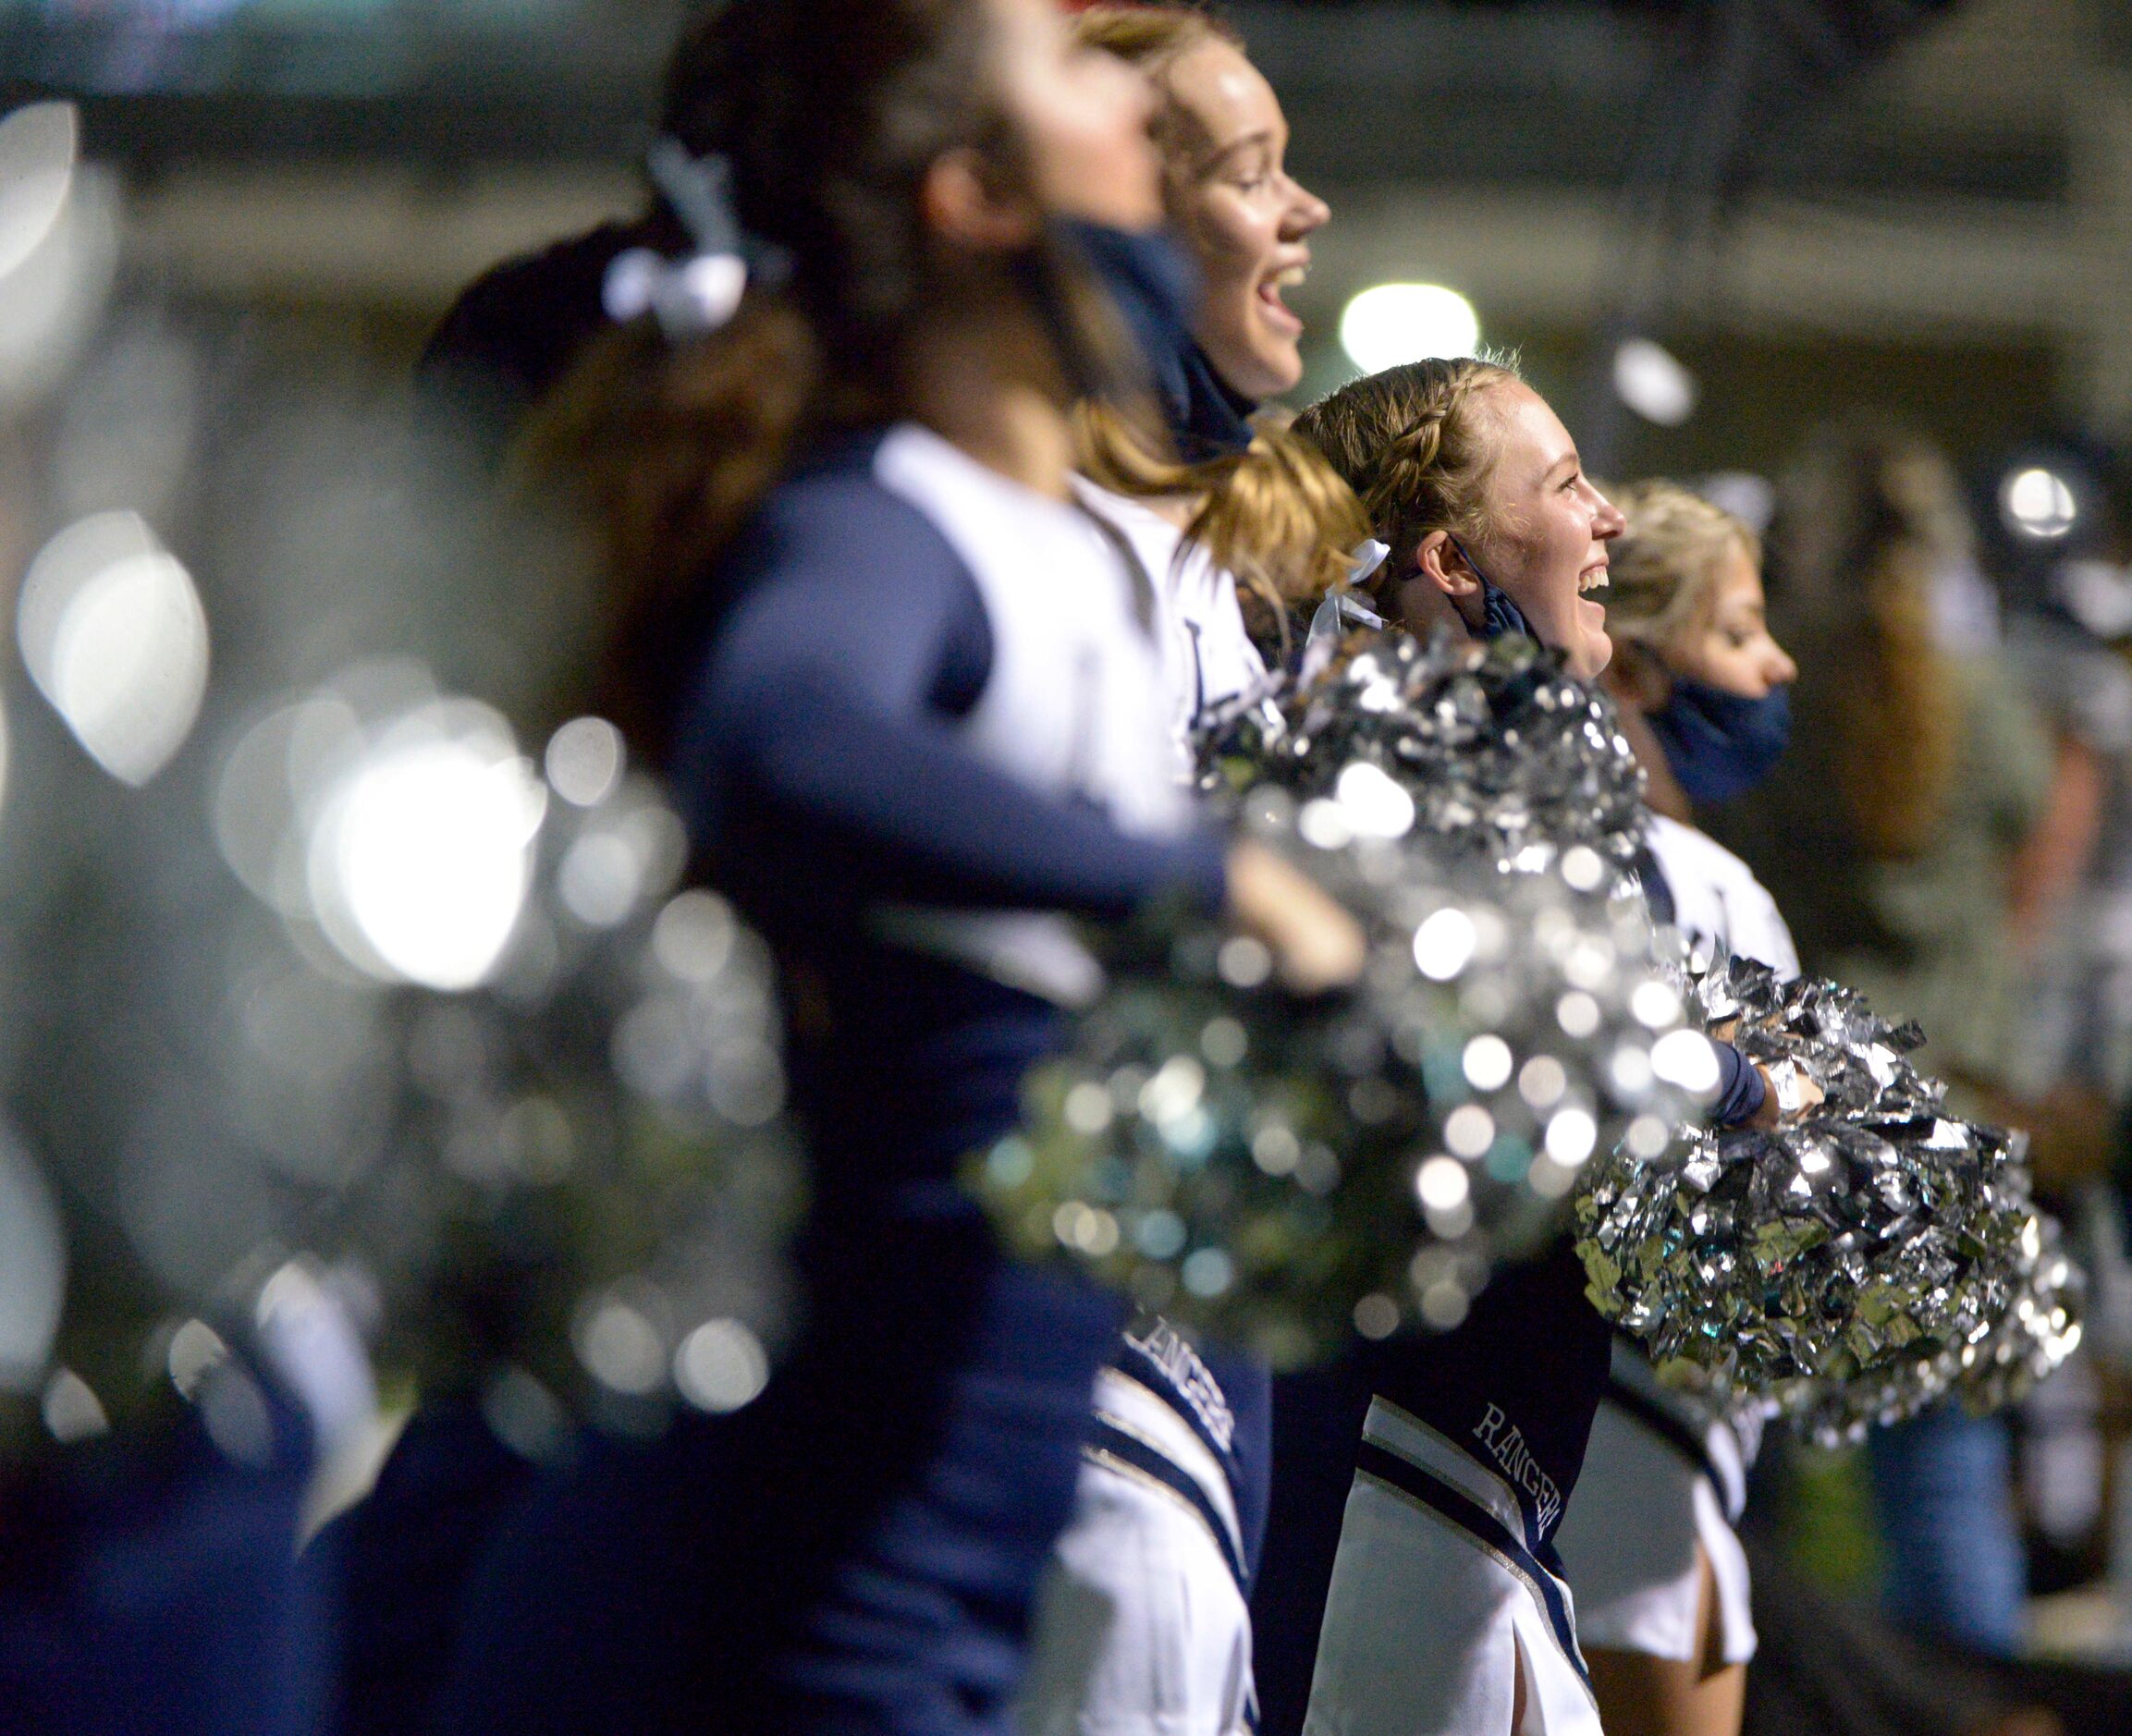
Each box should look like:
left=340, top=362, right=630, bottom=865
left=1050, top=220, right=1200, bottom=391
left=1448, top=534, right=1536, bottom=643
left=1648, top=679, right=1793, bottom=805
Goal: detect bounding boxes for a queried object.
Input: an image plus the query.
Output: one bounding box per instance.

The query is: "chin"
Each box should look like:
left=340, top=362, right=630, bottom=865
left=1566, top=631, right=1613, bottom=682
left=1244, top=336, right=1296, bottom=397
left=1200, top=320, right=1295, bottom=404
left=1243, top=334, right=1304, bottom=398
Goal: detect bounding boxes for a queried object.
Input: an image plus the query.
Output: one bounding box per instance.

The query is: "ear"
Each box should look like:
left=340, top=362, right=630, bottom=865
left=920, top=148, right=1039, bottom=251
left=1415, top=530, right=1480, bottom=601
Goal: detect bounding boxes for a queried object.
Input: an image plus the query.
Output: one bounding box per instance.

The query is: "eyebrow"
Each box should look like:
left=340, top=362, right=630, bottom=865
left=1544, top=452, right=1579, bottom=483
left=1198, top=128, right=1280, bottom=176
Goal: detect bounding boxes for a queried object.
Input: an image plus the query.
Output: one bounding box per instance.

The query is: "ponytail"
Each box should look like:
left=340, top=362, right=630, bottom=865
left=508, top=0, right=1042, bottom=762
left=521, top=290, right=824, bottom=760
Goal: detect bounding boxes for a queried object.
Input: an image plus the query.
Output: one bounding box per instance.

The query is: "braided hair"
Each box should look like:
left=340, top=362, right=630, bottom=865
left=1291, top=356, right=1522, bottom=574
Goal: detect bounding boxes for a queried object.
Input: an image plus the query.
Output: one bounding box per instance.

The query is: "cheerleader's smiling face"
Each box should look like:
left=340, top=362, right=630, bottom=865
left=1160, top=37, right=1329, bottom=400
left=1416, top=382, right=1624, bottom=681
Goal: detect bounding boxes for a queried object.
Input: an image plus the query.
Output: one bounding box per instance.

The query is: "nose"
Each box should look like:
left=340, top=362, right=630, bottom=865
left=1280, top=171, right=1330, bottom=241
left=1766, top=636, right=1799, bottom=685
left=1590, top=486, right=1627, bottom=540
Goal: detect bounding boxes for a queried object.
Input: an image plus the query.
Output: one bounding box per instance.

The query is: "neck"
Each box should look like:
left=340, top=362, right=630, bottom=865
left=1601, top=669, right=1695, bottom=824
left=901, top=300, right=1074, bottom=500
left=1382, top=573, right=1478, bottom=642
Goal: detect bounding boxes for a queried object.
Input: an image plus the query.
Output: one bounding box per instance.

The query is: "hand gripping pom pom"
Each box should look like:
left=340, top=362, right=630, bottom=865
left=1575, top=956, right=2082, bottom=1445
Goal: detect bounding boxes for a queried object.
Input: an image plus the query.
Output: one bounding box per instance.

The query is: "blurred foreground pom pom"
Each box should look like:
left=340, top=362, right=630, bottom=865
left=216, top=675, right=804, bottom=1430
left=1197, top=630, right=1648, bottom=882
left=0, top=103, right=120, bottom=411
left=977, top=794, right=1708, bottom=1370
left=1576, top=958, right=2081, bottom=1445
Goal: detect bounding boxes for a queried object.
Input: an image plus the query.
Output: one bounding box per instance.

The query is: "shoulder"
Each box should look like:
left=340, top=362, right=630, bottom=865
left=730, top=434, right=974, bottom=593
left=2004, top=614, right=2132, bottom=754
left=1645, top=812, right=1752, bottom=886
left=1072, top=478, right=1185, bottom=545
left=1950, top=653, right=2055, bottom=800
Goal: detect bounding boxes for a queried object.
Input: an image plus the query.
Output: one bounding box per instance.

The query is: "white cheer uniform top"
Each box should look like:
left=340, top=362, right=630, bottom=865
left=1641, top=812, right=1798, bottom=979
left=868, top=428, right=1189, bottom=1007
left=1554, top=810, right=1796, bottom=1671
left=1072, top=483, right=1268, bottom=774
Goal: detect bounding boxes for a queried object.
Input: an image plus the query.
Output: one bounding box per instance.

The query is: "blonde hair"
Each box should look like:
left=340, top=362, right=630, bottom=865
left=1605, top=480, right=1760, bottom=658
left=1290, top=356, right=1524, bottom=574
left=1078, top=401, right=1369, bottom=635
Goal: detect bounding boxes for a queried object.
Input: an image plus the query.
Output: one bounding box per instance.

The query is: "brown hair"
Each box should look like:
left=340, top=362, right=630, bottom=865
left=1290, top=355, right=1524, bottom=579
left=1710, top=419, right=1967, bottom=971
left=1605, top=479, right=1760, bottom=657
left=1773, top=421, right=1963, bottom=861
left=532, top=0, right=1122, bottom=757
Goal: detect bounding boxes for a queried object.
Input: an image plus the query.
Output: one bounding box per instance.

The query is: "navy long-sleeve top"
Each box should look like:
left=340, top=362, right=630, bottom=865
left=667, top=429, right=1228, bottom=1195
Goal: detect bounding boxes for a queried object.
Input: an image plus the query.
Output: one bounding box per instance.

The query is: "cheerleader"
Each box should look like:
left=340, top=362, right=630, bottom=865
left=1249, top=359, right=1786, bottom=1736
left=1068, top=4, right=1357, bottom=738
left=1550, top=480, right=1802, bottom=1736
left=426, top=4, right=1360, bottom=1733
left=1018, top=14, right=1366, bottom=1736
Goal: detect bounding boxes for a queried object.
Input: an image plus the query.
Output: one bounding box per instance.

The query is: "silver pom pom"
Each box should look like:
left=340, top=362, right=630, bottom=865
left=1576, top=957, right=2081, bottom=1444
left=224, top=679, right=806, bottom=1425
left=978, top=789, right=1709, bottom=1370
left=1199, top=630, right=1648, bottom=881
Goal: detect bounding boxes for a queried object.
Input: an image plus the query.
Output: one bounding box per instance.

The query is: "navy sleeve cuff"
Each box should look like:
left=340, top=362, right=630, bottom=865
left=1177, top=831, right=1230, bottom=919
left=1709, top=1040, right=1768, bottom=1128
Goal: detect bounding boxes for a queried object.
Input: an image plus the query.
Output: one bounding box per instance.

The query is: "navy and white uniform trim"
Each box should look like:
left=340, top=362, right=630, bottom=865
left=1022, top=1322, right=1264, bottom=1736
left=1095, top=1319, right=1255, bottom=1598
left=1354, top=1400, right=1592, bottom=1693
left=1599, top=1348, right=1747, bottom=1525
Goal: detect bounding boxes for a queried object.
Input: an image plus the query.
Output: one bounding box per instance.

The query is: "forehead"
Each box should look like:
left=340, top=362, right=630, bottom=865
left=1165, top=38, right=1283, bottom=153
left=1481, top=381, right=1575, bottom=482
left=1707, top=540, right=1765, bottom=609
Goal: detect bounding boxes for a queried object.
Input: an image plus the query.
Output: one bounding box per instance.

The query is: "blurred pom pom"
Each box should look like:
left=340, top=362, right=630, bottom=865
left=228, top=683, right=806, bottom=1429
left=1197, top=630, right=1648, bottom=882
left=977, top=803, right=1705, bottom=1370
left=1576, top=957, right=2080, bottom=1444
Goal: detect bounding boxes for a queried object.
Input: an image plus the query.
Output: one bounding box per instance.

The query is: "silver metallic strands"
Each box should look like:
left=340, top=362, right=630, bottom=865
left=1575, top=957, right=2081, bottom=1445
left=218, top=685, right=804, bottom=1430
left=978, top=790, right=1710, bottom=1371
left=1197, top=629, right=1649, bottom=883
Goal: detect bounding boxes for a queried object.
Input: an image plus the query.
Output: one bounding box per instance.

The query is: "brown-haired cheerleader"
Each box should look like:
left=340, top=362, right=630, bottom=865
left=419, top=4, right=1359, bottom=1731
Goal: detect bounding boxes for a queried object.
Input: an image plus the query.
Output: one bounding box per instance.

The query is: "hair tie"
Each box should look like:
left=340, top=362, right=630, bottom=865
left=603, top=138, right=793, bottom=339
